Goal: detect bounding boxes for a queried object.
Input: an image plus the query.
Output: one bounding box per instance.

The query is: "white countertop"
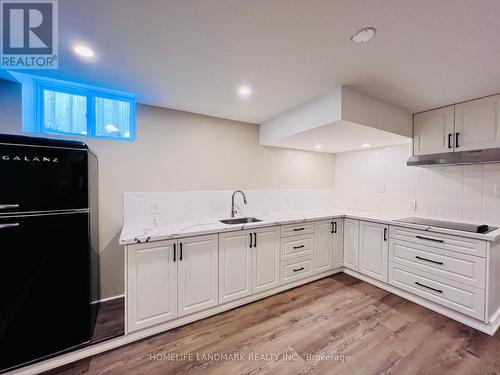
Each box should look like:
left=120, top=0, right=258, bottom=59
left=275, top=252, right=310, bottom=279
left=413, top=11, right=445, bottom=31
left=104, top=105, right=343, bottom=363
left=119, top=209, right=500, bottom=245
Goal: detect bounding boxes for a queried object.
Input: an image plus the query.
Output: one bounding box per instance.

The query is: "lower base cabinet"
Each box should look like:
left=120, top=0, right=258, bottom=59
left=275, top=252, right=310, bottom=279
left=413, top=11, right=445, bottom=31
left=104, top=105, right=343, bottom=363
left=253, top=227, right=281, bottom=293
left=280, top=256, right=313, bottom=284
left=333, top=218, right=344, bottom=269
left=359, top=221, right=389, bottom=282
left=178, top=235, right=219, bottom=316
left=125, top=217, right=497, bottom=338
left=127, top=240, right=178, bottom=333
left=344, top=219, right=359, bottom=270
left=127, top=234, right=218, bottom=333
left=219, top=227, right=280, bottom=304
left=314, top=220, right=334, bottom=273
left=313, top=218, right=344, bottom=272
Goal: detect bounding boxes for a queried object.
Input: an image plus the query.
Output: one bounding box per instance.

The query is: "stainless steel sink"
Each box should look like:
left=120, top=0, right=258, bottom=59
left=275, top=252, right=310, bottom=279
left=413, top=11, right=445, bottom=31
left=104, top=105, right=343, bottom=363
left=220, top=217, right=262, bottom=225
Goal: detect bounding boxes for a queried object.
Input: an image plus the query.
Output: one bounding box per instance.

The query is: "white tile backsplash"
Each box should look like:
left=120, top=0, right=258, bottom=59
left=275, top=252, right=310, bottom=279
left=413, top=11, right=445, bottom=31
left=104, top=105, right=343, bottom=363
left=123, top=189, right=336, bottom=227
left=333, top=143, right=500, bottom=225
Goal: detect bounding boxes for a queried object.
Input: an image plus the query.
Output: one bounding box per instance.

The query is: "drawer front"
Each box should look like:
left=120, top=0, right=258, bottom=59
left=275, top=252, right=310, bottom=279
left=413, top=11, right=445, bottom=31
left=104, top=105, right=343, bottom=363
left=390, top=239, right=486, bottom=288
left=389, top=262, right=485, bottom=320
left=281, top=222, right=314, bottom=238
left=389, top=226, right=486, bottom=257
left=281, top=257, right=313, bottom=284
left=281, top=234, right=314, bottom=260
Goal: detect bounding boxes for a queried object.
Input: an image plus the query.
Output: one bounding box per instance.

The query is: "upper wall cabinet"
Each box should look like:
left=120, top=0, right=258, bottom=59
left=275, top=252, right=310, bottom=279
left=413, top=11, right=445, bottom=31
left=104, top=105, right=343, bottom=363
left=413, top=94, right=500, bottom=156
left=413, top=106, right=454, bottom=155
left=454, top=94, right=500, bottom=152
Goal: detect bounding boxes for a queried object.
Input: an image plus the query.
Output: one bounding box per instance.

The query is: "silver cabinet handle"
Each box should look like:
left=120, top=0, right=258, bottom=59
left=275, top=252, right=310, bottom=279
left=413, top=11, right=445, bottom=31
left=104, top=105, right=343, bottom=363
left=0, top=204, right=19, bottom=210
left=0, top=223, right=20, bottom=230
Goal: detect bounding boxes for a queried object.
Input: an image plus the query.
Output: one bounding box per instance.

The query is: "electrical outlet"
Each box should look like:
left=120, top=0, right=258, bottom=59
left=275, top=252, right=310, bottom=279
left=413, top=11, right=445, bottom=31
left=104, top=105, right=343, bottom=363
left=151, top=203, right=160, bottom=214
left=408, top=199, right=417, bottom=211
left=495, top=186, right=500, bottom=198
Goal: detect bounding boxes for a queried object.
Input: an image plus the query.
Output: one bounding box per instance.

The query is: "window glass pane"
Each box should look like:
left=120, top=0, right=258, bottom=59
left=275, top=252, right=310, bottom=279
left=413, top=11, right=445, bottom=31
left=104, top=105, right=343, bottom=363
left=95, top=97, right=131, bottom=139
left=43, top=89, right=87, bottom=135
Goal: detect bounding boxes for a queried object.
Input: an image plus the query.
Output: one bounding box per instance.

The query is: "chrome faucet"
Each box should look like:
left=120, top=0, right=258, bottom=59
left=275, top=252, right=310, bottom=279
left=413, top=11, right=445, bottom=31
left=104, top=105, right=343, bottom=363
left=231, top=190, right=247, bottom=218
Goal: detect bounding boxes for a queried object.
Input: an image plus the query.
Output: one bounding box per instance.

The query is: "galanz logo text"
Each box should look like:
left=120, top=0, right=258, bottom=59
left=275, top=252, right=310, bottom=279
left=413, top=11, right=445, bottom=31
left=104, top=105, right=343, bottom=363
left=1, top=155, right=59, bottom=162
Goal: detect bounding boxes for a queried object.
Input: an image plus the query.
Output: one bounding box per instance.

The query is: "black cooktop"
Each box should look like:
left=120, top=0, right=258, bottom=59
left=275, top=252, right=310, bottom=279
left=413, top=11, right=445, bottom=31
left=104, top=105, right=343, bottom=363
left=394, top=217, right=498, bottom=234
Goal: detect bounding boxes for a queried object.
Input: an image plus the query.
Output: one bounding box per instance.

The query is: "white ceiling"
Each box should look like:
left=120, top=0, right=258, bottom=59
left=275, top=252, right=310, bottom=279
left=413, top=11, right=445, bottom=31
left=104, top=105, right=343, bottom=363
left=273, top=121, right=412, bottom=154
left=4, top=0, right=500, bottom=124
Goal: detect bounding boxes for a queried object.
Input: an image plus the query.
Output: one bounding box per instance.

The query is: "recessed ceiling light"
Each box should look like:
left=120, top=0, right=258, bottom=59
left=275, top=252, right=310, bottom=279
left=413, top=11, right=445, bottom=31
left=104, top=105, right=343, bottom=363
left=73, top=44, right=94, bottom=58
left=314, top=144, right=322, bottom=149
left=351, top=27, right=376, bottom=43
left=237, top=86, right=252, bottom=98
left=362, top=143, right=371, bottom=148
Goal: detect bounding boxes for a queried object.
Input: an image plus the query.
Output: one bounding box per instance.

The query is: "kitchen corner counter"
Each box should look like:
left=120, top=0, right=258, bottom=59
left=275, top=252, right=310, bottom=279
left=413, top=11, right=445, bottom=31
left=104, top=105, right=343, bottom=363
left=119, top=209, right=500, bottom=245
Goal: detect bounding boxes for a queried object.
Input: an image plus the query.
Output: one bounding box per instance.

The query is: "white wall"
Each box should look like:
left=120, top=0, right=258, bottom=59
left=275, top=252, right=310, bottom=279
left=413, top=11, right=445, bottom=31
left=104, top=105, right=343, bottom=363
left=0, top=79, right=335, bottom=299
left=333, top=143, right=500, bottom=225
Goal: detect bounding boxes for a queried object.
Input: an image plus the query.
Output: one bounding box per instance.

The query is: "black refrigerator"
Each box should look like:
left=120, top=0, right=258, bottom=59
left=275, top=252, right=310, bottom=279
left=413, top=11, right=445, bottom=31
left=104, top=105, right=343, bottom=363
left=0, top=134, right=99, bottom=372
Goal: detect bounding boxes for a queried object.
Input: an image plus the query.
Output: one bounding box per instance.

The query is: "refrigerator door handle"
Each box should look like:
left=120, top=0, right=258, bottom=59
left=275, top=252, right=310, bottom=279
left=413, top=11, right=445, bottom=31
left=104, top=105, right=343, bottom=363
left=0, top=204, right=19, bottom=210
left=0, top=223, right=20, bottom=230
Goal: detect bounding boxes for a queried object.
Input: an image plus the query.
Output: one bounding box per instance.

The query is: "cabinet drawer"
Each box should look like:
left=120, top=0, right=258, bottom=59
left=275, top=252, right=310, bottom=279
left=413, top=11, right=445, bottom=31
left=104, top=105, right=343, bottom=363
left=389, top=262, right=485, bottom=320
left=281, top=222, right=314, bottom=238
left=281, top=257, right=313, bottom=284
left=281, top=234, right=313, bottom=260
left=390, top=239, right=486, bottom=288
left=389, top=226, right=486, bottom=257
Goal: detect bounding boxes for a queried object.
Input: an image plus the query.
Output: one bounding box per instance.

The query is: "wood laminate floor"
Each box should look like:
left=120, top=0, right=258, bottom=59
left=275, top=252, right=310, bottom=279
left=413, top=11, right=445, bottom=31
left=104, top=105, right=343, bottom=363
left=47, top=273, right=500, bottom=375
left=91, top=297, right=125, bottom=344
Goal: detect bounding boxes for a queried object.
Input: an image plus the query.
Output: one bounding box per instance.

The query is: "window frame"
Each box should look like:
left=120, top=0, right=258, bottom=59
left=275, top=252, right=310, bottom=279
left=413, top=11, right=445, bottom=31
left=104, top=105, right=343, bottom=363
left=34, top=79, right=136, bottom=141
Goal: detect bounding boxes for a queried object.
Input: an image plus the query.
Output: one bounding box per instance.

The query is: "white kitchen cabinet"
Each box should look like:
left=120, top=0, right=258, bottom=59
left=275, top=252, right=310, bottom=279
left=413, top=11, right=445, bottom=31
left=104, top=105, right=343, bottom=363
left=333, top=219, right=344, bottom=269
left=359, top=221, right=389, bottom=282
left=454, top=94, right=500, bottom=151
left=127, top=240, right=178, bottom=332
left=177, top=235, right=218, bottom=317
left=413, top=105, right=455, bottom=155
left=219, top=231, right=253, bottom=304
left=314, top=220, right=334, bottom=273
left=344, top=219, right=359, bottom=271
left=219, top=228, right=280, bottom=302
left=252, top=227, right=280, bottom=293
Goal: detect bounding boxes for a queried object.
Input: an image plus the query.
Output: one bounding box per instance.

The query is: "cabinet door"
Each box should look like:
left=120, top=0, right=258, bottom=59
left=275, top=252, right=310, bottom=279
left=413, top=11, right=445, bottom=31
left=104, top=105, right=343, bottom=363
left=359, top=221, right=389, bottom=282
left=219, top=231, right=252, bottom=304
left=314, top=220, right=333, bottom=273
left=178, top=234, right=218, bottom=317
left=333, top=219, right=344, bottom=269
left=454, top=94, right=500, bottom=151
left=127, top=240, right=177, bottom=333
left=413, top=106, right=454, bottom=155
left=252, top=227, right=280, bottom=293
left=344, top=219, right=359, bottom=271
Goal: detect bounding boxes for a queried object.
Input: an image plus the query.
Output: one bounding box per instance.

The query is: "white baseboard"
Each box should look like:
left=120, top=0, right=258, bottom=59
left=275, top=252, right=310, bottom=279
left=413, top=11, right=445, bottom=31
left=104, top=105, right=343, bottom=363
left=489, top=305, right=500, bottom=333
left=91, top=294, right=125, bottom=305
left=343, top=268, right=499, bottom=336
left=8, top=269, right=342, bottom=375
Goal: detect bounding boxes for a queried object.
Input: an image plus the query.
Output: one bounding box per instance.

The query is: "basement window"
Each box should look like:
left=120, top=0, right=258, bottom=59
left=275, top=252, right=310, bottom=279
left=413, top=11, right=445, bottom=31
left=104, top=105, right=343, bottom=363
left=31, top=79, right=136, bottom=141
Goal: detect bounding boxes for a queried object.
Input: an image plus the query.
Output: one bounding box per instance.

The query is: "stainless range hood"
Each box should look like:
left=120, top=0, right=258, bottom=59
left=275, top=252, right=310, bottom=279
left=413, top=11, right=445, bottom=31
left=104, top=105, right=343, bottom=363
left=407, top=148, right=500, bottom=166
